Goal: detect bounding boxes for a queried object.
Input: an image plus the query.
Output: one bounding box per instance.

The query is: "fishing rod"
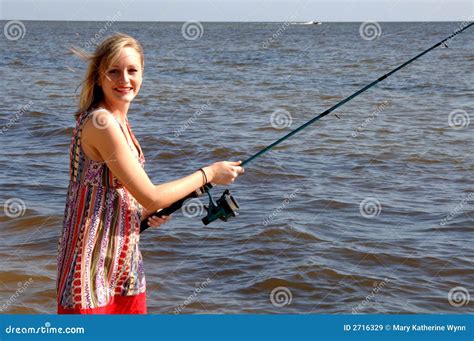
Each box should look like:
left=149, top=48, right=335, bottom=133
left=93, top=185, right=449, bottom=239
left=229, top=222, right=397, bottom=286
left=140, top=22, right=473, bottom=233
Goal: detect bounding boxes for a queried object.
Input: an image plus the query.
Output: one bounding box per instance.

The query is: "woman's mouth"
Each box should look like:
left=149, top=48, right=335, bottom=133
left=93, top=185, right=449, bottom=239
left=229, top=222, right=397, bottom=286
left=114, top=87, right=133, bottom=94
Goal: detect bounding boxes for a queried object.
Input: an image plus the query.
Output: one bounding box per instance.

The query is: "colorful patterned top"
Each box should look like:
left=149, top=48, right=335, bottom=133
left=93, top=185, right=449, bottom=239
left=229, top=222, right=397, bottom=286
left=57, top=109, right=146, bottom=313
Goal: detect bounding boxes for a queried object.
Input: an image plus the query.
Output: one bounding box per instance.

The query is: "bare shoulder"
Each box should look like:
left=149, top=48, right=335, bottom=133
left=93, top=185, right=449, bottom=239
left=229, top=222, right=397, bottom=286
left=82, top=109, right=125, bottom=159
left=82, top=109, right=123, bottom=140
left=83, top=109, right=117, bottom=133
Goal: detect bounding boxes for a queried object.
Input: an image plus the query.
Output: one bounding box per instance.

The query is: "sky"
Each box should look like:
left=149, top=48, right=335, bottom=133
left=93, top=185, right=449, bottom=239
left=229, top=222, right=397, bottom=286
left=1, top=0, right=473, bottom=22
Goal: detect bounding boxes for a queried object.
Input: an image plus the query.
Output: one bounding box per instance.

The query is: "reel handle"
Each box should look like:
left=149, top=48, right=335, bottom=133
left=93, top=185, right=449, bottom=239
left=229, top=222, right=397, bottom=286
left=139, top=184, right=212, bottom=233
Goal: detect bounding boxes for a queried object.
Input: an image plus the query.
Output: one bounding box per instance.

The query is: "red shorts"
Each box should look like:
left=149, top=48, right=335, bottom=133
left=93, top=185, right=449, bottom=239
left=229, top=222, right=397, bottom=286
left=57, top=292, right=147, bottom=314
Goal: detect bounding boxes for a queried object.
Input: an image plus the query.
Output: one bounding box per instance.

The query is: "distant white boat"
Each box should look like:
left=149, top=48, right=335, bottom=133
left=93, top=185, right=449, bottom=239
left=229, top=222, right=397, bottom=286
left=291, top=21, right=322, bottom=25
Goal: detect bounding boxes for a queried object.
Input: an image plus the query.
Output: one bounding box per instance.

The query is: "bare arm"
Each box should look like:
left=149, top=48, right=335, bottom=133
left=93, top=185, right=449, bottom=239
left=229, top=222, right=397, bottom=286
left=82, top=110, right=243, bottom=212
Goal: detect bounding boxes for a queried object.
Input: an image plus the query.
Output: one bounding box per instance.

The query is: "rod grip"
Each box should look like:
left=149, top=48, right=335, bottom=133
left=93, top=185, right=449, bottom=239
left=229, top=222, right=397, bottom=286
left=139, top=184, right=212, bottom=233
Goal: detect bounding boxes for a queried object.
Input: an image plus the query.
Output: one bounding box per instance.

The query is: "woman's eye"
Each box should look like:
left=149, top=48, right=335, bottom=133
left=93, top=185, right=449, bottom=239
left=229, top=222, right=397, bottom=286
left=108, top=69, right=118, bottom=74
left=129, top=69, right=138, bottom=73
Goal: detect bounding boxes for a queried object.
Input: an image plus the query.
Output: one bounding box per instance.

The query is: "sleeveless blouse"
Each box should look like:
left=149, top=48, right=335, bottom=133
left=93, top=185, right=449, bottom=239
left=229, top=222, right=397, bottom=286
left=57, top=109, right=146, bottom=313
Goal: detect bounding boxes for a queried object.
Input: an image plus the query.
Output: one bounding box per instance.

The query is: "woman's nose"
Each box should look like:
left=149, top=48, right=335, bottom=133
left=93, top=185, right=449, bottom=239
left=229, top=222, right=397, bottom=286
left=119, top=71, right=130, bottom=83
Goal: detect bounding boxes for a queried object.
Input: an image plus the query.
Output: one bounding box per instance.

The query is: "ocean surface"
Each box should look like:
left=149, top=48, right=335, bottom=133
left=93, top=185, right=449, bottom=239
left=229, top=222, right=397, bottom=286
left=0, top=21, right=473, bottom=314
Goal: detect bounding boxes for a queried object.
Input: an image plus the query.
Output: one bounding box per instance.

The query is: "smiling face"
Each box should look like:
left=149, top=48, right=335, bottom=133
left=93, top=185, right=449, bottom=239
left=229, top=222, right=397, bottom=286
left=99, top=46, right=143, bottom=108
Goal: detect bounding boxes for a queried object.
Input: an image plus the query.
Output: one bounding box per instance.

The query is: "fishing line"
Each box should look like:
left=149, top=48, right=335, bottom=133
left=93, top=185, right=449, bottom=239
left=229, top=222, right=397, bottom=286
left=140, top=22, right=473, bottom=233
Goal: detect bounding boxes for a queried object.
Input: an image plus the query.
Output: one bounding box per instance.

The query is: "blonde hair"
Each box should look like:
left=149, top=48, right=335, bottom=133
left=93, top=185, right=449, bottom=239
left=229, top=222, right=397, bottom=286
left=72, top=33, right=144, bottom=120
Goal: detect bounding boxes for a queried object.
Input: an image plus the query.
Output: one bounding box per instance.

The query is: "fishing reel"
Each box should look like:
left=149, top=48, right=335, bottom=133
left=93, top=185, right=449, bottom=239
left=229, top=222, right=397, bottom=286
left=202, top=189, right=239, bottom=225
left=140, top=184, right=239, bottom=233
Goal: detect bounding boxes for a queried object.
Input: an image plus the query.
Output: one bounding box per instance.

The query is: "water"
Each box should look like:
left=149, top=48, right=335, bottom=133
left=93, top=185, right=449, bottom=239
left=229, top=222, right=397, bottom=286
left=0, top=21, right=473, bottom=314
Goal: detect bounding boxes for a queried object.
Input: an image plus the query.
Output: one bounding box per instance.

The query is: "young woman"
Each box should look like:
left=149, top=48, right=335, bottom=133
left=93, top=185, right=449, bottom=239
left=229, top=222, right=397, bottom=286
left=57, top=33, right=244, bottom=314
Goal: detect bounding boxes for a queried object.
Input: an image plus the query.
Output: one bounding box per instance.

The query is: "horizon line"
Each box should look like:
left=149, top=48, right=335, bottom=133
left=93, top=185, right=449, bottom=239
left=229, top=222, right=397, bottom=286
left=0, top=19, right=470, bottom=23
